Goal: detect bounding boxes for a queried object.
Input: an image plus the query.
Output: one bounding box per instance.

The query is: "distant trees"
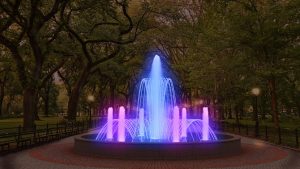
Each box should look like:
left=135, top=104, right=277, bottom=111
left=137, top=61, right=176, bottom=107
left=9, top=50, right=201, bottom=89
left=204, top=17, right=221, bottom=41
left=0, top=0, right=299, bottom=129
left=217, top=0, right=300, bottom=127
left=142, top=0, right=300, bottom=127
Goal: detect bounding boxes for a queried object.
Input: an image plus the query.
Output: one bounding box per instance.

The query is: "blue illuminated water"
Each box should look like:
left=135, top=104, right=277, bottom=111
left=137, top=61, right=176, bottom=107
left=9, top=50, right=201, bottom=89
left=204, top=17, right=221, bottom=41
left=95, top=55, right=217, bottom=142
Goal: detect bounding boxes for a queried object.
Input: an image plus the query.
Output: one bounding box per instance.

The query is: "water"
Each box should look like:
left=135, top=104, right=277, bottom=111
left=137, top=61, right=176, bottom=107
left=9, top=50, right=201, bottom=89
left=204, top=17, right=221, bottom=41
left=96, top=55, right=217, bottom=142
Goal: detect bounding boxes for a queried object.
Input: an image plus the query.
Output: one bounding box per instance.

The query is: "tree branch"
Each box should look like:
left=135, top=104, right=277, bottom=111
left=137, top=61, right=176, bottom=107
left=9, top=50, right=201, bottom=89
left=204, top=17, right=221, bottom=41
left=0, top=34, right=27, bottom=87
left=44, top=0, right=62, bottom=22
left=39, top=58, right=67, bottom=90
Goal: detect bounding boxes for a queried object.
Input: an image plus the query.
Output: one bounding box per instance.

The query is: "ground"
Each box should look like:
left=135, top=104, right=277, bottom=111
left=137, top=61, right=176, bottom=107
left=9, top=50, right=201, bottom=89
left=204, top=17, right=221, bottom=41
left=0, top=132, right=299, bottom=169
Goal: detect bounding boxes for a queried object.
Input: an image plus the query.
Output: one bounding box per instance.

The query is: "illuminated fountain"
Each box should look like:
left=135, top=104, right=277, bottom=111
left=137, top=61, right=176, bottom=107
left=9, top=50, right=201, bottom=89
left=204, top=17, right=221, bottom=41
left=74, top=55, right=241, bottom=159
left=95, top=55, right=217, bottom=142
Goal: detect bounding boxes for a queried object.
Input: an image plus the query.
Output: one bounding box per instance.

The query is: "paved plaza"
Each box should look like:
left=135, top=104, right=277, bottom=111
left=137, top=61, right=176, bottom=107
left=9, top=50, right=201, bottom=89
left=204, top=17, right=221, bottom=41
left=0, top=133, right=299, bottom=169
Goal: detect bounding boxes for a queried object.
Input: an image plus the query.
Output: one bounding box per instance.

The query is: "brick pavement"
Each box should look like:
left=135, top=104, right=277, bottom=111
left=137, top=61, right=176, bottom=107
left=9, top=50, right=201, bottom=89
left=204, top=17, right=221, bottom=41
left=0, top=134, right=299, bottom=169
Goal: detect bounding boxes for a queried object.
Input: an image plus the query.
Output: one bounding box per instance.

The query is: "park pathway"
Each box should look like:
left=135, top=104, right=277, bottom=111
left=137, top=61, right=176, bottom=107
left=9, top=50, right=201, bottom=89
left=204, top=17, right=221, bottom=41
left=0, top=133, right=299, bottom=169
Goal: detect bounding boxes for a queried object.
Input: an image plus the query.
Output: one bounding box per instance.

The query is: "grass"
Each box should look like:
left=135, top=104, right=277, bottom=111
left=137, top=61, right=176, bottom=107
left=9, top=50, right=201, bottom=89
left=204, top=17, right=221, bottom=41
left=0, top=116, right=90, bottom=130
left=222, top=118, right=300, bottom=148
left=224, top=118, right=300, bottom=129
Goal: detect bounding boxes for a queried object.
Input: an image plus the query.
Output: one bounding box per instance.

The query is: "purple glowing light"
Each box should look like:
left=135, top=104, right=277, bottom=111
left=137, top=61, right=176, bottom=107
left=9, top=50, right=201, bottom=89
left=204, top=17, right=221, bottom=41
left=181, top=107, right=187, bottom=138
left=118, top=106, right=126, bottom=142
left=172, top=106, right=180, bottom=142
left=106, top=107, right=113, bottom=140
left=202, top=107, right=209, bottom=141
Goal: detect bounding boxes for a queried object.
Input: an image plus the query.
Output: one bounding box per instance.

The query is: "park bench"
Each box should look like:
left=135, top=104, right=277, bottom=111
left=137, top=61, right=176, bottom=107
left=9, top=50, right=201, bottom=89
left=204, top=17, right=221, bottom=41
left=0, top=127, right=32, bottom=150
left=16, top=137, right=31, bottom=148
left=0, top=142, right=10, bottom=151
left=56, top=125, right=67, bottom=139
left=34, top=124, right=67, bottom=143
left=16, top=130, right=33, bottom=149
left=34, top=132, right=48, bottom=143
left=0, top=127, right=19, bottom=151
left=0, top=119, right=95, bottom=153
left=63, top=122, right=75, bottom=136
left=47, top=126, right=60, bottom=141
left=0, top=140, right=15, bottom=151
left=0, top=132, right=17, bottom=152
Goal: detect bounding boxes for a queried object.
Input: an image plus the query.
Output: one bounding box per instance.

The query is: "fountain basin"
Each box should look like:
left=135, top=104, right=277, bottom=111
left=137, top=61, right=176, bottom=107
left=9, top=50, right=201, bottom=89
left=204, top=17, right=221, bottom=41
left=74, top=132, right=241, bottom=160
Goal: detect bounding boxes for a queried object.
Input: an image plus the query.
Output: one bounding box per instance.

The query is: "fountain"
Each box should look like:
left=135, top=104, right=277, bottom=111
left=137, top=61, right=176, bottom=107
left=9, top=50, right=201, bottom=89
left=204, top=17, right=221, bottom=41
left=74, top=55, right=241, bottom=159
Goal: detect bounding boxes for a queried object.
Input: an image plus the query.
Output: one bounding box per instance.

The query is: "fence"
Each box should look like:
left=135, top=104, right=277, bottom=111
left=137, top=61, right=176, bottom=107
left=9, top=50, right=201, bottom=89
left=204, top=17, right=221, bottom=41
left=211, top=121, right=299, bottom=149
left=1, top=118, right=298, bottom=155
left=0, top=118, right=102, bottom=155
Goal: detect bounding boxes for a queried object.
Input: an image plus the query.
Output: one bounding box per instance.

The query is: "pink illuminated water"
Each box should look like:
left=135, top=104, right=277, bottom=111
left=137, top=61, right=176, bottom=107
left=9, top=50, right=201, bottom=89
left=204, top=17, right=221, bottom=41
left=118, top=106, right=126, bottom=142
left=172, top=106, right=180, bottom=142
left=106, top=107, right=113, bottom=140
left=181, top=107, right=187, bottom=139
left=202, top=107, right=209, bottom=141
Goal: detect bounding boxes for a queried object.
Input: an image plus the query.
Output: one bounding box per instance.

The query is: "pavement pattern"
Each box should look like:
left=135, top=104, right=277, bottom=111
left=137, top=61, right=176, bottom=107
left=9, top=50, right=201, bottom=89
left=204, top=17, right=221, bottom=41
left=0, top=134, right=299, bottom=169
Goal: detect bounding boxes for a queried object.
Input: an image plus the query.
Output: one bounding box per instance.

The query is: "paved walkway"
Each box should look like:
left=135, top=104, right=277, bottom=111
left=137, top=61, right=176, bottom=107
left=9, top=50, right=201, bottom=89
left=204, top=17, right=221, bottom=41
left=0, top=133, right=299, bottom=169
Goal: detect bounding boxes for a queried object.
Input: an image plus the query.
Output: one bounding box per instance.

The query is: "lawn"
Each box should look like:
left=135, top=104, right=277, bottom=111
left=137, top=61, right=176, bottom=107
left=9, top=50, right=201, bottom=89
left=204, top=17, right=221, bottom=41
left=223, top=118, right=300, bottom=148
left=224, top=118, right=300, bottom=129
left=0, top=116, right=90, bottom=129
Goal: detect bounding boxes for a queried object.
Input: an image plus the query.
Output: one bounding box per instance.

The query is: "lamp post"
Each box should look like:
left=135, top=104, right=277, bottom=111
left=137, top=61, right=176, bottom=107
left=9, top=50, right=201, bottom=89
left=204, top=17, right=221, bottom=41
left=251, top=87, right=260, bottom=137
left=87, top=95, right=95, bottom=127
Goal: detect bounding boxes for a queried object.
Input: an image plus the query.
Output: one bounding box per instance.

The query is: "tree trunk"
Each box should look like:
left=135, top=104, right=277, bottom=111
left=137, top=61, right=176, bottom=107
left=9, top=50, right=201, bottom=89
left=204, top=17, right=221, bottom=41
left=239, top=103, right=244, bottom=120
left=0, top=84, right=4, bottom=116
left=44, top=82, right=51, bottom=117
left=291, top=84, right=300, bottom=117
left=188, top=88, right=192, bottom=109
left=234, top=105, right=239, bottom=125
left=292, top=95, right=300, bottom=117
left=67, top=85, right=82, bottom=121
left=228, top=105, right=233, bottom=119
left=109, top=83, right=116, bottom=108
left=268, top=76, right=279, bottom=128
left=23, top=87, right=37, bottom=130
left=261, top=92, right=267, bottom=120
left=67, top=66, right=90, bottom=121
left=44, top=92, right=49, bottom=117
left=34, top=92, right=40, bottom=120
left=5, top=95, right=13, bottom=115
left=297, top=104, right=300, bottom=117
left=220, top=105, right=225, bottom=120
left=0, top=72, right=8, bottom=117
left=128, top=85, right=135, bottom=113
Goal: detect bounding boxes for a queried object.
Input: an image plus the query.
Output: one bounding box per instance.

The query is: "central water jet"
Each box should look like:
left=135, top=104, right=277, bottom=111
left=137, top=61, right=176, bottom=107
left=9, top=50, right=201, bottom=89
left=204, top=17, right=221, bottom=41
left=149, top=55, right=164, bottom=140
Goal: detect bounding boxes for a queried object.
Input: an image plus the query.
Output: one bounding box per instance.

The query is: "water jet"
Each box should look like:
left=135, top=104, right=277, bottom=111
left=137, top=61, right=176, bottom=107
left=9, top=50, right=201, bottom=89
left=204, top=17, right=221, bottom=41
left=74, top=54, right=241, bottom=159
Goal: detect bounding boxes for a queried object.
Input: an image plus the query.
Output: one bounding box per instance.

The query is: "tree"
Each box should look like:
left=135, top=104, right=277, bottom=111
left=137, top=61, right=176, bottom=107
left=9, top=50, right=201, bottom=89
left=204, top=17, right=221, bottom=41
left=58, top=0, right=149, bottom=120
left=221, top=0, right=300, bottom=127
left=0, top=0, right=68, bottom=129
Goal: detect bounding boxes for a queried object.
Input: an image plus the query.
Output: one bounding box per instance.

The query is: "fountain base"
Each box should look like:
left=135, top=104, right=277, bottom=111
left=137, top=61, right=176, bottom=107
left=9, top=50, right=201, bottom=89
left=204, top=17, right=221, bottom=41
left=74, top=132, right=241, bottom=160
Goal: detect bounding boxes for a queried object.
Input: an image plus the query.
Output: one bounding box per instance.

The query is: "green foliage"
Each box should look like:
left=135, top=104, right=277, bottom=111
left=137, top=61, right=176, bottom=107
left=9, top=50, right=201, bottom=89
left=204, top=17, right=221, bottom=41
left=0, top=0, right=299, bottom=124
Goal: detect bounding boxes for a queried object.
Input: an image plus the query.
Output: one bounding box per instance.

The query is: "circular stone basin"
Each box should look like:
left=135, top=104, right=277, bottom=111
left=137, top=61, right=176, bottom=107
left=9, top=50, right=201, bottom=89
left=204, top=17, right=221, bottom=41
left=74, top=132, right=241, bottom=160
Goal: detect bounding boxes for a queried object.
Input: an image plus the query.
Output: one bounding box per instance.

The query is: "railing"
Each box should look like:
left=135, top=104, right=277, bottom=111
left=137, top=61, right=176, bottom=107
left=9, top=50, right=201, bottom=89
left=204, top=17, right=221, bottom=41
left=0, top=118, right=103, bottom=155
left=211, top=121, right=299, bottom=149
